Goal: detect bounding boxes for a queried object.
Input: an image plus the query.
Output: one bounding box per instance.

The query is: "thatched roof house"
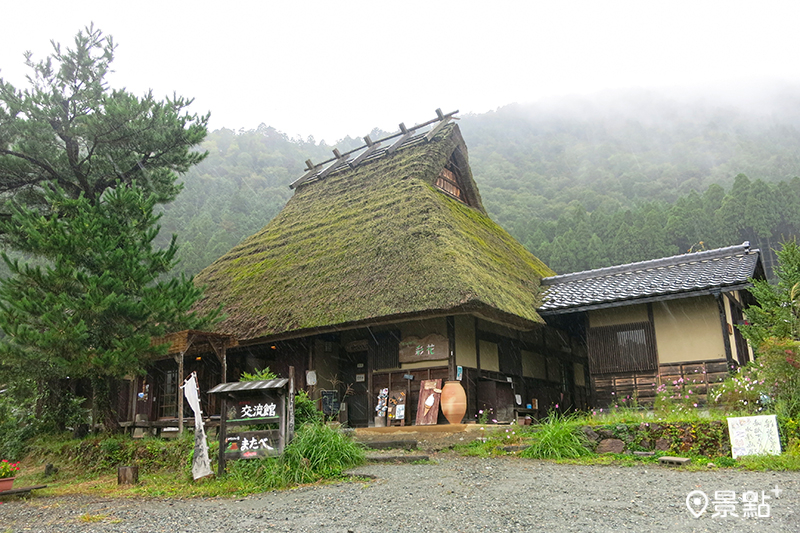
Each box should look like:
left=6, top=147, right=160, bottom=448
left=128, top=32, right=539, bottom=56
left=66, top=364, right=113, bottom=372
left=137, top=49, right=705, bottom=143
left=193, top=122, right=554, bottom=339
left=127, top=114, right=588, bottom=430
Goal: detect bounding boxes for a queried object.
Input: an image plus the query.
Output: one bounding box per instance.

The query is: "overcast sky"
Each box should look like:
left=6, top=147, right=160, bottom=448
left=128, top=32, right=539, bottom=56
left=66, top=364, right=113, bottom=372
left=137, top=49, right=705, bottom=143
left=1, top=1, right=798, bottom=143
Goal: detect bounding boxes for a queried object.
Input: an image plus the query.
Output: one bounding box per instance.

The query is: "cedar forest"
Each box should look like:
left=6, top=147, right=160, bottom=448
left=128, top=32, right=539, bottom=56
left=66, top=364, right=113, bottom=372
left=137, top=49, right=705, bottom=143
left=158, top=91, right=800, bottom=279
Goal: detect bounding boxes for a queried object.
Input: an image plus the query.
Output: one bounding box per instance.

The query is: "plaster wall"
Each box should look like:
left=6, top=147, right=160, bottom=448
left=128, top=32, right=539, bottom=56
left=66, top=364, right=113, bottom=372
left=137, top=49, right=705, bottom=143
left=455, top=315, right=477, bottom=368
left=399, top=317, right=447, bottom=338
left=653, top=296, right=725, bottom=363
left=522, top=349, right=547, bottom=379
left=479, top=340, right=500, bottom=371
left=589, top=304, right=647, bottom=327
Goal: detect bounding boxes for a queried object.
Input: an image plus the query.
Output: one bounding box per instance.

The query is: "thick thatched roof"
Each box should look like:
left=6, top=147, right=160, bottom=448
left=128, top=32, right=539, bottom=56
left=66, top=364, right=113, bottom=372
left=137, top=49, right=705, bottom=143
left=193, top=124, right=554, bottom=340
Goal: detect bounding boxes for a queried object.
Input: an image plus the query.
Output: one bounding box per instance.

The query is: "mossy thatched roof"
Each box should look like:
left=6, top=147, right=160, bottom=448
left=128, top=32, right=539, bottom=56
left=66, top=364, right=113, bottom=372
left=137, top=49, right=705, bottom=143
left=193, top=124, right=554, bottom=340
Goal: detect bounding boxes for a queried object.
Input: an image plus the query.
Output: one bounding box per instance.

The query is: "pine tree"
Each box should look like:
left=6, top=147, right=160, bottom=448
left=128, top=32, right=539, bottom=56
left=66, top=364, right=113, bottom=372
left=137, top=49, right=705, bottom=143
left=0, top=183, right=215, bottom=429
left=0, top=26, right=213, bottom=430
left=0, top=25, right=207, bottom=208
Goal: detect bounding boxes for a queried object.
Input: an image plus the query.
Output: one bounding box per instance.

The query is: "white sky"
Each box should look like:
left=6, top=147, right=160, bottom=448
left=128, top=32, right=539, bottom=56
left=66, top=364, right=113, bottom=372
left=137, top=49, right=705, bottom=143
left=2, top=1, right=798, bottom=143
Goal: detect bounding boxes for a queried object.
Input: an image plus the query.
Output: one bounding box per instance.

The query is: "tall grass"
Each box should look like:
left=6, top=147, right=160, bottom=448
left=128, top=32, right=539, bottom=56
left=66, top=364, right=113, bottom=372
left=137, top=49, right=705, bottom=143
left=228, top=422, right=365, bottom=489
left=520, top=412, right=591, bottom=460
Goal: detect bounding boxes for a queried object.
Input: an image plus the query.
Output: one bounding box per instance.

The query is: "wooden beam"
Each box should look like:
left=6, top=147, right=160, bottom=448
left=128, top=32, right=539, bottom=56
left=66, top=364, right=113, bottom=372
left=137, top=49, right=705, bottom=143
left=349, top=142, right=381, bottom=167
left=425, top=116, right=453, bottom=142
left=714, top=292, right=734, bottom=366
left=176, top=334, right=196, bottom=435
left=388, top=124, right=413, bottom=154
left=314, top=156, right=347, bottom=181
left=289, top=165, right=321, bottom=189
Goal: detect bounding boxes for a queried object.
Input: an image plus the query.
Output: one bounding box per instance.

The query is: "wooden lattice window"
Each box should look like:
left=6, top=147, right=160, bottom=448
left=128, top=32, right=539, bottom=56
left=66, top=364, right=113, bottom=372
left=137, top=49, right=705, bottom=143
left=372, top=331, right=400, bottom=370
left=435, top=168, right=464, bottom=201
left=157, top=368, right=179, bottom=419
left=587, top=322, right=657, bottom=375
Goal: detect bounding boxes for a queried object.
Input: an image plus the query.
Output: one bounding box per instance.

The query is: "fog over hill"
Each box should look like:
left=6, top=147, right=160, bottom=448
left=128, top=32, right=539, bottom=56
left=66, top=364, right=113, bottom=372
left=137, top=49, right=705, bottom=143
left=162, top=87, right=800, bottom=278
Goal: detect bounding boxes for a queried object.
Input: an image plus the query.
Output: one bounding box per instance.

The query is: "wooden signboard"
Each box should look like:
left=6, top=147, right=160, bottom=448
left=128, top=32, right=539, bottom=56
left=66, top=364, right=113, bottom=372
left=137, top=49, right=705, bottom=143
left=416, top=379, right=442, bottom=425
left=399, top=334, right=449, bottom=363
left=320, top=390, right=340, bottom=417
left=387, top=390, right=406, bottom=426
left=224, top=430, right=281, bottom=459
left=227, top=396, right=280, bottom=423
left=208, top=376, right=291, bottom=477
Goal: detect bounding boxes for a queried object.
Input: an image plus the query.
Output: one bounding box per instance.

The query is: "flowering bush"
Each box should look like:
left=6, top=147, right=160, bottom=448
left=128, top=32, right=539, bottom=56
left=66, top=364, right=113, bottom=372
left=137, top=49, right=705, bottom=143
left=0, top=459, right=20, bottom=478
left=753, top=337, right=800, bottom=419
left=653, top=376, right=705, bottom=415
left=709, top=363, right=767, bottom=413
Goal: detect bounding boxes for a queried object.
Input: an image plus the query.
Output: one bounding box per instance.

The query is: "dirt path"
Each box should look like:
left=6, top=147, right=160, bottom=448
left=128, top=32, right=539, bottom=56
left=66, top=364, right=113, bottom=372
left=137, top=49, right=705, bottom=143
left=1, top=454, right=798, bottom=532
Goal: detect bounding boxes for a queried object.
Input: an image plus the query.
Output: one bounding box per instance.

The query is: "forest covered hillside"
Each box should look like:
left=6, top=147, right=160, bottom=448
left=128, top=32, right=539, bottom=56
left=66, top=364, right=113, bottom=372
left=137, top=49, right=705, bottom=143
left=161, top=89, right=800, bottom=279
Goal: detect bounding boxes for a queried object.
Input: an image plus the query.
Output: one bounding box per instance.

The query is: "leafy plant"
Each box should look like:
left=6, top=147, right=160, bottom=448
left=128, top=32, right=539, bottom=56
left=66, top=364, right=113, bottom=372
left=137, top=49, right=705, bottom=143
left=520, top=412, right=592, bottom=460
left=240, top=367, right=278, bottom=381
left=0, top=459, right=20, bottom=478
left=227, top=422, right=364, bottom=488
left=294, top=390, right=323, bottom=426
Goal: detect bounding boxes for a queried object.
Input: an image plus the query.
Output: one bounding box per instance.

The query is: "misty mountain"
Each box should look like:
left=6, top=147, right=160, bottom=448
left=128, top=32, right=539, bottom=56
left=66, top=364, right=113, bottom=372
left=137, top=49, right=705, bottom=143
left=161, top=88, right=800, bottom=278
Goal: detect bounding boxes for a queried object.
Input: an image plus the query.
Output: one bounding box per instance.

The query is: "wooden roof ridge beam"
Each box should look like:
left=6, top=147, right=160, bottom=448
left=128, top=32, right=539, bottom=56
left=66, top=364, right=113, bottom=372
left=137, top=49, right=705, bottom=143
left=314, top=148, right=350, bottom=181
left=349, top=135, right=382, bottom=168
left=290, top=109, right=459, bottom=187
left=425, top=109, right=458, bottom=142
left=387, top=123, right=413, bottom=154
left=289, top=159, right=323, bottom=189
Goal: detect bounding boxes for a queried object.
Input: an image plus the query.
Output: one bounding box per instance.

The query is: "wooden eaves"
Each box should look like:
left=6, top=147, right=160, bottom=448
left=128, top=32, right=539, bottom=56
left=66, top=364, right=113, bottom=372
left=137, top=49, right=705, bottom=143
left=153, top=329, right=238, bottom=434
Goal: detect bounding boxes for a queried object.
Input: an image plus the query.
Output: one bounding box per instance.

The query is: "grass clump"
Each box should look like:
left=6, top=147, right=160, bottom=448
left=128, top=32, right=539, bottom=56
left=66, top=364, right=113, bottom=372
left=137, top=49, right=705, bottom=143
left=227, top=422, right=365, bottom=490
left=520, top=412, right=592, bottom=460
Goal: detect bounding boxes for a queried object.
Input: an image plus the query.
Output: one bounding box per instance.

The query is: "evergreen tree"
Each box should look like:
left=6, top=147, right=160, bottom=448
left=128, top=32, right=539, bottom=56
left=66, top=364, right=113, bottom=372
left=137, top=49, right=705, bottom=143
left=738, top=240, right=800, bottom=348
left=0, top=183, right=215, bottom=429
left=0, top=25, right=208, bottom=209
left=0, top=26, right=214, bottom=430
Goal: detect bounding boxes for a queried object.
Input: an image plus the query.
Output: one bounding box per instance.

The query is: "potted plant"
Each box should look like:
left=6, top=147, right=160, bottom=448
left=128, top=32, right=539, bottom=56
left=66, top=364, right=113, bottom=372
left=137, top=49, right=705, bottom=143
left=0, top=459, right=20, bottom=491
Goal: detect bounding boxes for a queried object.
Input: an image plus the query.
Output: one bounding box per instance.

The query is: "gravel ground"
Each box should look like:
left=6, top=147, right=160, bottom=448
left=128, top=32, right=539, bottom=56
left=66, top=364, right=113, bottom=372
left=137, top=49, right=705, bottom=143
left=1, top=453, right=798, bottom=533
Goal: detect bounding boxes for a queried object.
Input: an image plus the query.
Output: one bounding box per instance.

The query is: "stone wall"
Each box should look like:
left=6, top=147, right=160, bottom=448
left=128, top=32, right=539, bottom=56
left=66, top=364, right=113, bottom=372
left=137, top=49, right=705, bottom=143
left=582, top=421, right=731, bottom=457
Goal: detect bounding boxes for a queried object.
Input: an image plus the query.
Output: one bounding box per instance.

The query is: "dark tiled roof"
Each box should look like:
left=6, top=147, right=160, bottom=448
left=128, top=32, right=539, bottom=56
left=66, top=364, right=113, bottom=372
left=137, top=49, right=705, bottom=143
left=539, top=242, right=761, bottom=314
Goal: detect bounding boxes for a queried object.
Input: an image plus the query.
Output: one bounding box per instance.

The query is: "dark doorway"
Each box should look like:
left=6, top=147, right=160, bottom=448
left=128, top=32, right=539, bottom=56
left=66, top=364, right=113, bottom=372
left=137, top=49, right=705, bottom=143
left=342, top=349, right=369, bottom=427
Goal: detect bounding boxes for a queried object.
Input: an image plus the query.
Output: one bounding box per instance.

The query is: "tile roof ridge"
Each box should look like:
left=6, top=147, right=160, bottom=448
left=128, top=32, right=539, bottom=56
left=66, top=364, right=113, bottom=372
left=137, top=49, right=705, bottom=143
left=542, top=241, right=757, bottom=284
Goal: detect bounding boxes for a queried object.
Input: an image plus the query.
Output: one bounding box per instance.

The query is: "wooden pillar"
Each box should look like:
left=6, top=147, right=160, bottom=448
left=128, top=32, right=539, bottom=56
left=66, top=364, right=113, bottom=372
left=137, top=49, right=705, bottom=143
left=474, top=316, right=481, bottom=371
left=714, top=292, right=734, bottom=366
left=447, top=316, right=456, bottom=381
left=217, top=397, right=227, bottom=477
left=177, top=353, right=184, bottom=434
left=278, top=393, right=286, bottom=453
left=222, top=345, right=228, bottom=384
left=288, top=366, right=295, bottom=443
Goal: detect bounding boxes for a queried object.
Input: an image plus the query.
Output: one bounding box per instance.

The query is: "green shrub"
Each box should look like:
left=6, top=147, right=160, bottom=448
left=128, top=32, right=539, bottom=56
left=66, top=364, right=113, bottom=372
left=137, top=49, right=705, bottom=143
left=279, top=422, right=364, bottom=483
left=240, top=367, right=278, bottom=381
left=227, top=422, right=364, bottom=488
left=294, top=390, right=323, bottom=426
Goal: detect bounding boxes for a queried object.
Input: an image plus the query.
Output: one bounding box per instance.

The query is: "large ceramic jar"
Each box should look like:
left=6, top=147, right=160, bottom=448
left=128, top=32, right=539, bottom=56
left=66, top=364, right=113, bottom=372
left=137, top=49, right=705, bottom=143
left=440, top=381, right=467, bottom=424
